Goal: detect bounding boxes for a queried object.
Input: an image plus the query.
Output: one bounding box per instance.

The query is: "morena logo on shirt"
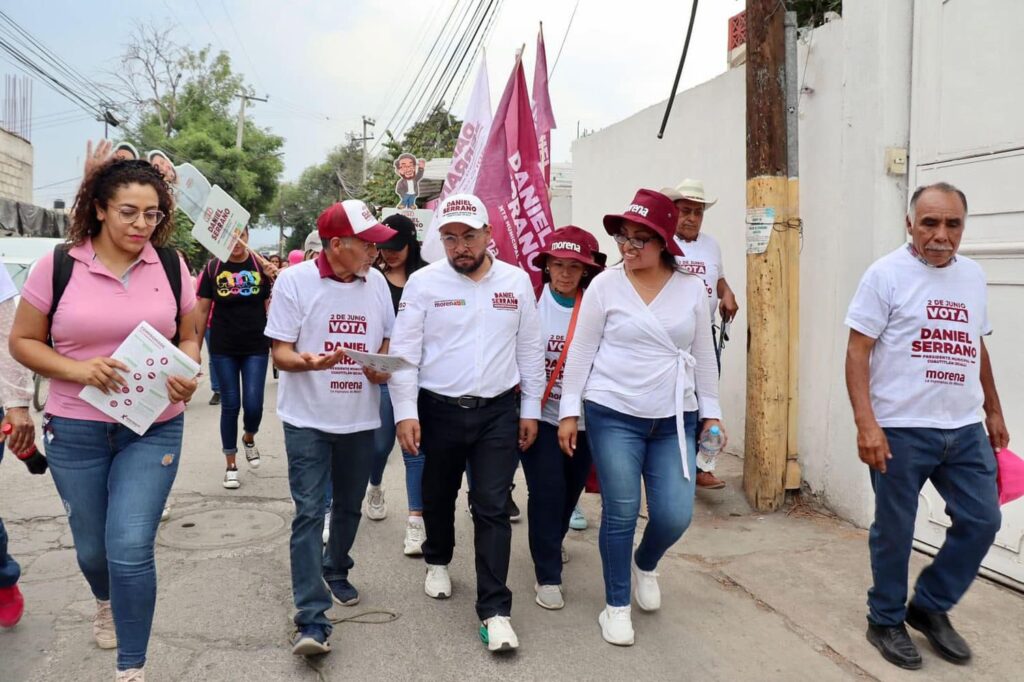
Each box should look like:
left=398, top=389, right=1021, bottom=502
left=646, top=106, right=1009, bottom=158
left=926, top=300, right=969, bottom=323
left=434, top=298, right=467, bottom=308
left=492, top=291, right=518, bottom=311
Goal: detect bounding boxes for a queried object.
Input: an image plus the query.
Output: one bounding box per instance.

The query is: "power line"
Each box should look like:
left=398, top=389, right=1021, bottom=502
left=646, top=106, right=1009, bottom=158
left=218, top=0, right=267, bottom=94
left=426, top=0, right=498, bottom=118
left=550, top=0, right=581, bottom=79
left=450, top=0, right=505, bottom=105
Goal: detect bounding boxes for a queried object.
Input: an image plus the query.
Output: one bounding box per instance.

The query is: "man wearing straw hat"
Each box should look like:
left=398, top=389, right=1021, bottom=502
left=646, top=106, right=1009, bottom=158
left=660, top=179, right=739, bottom=490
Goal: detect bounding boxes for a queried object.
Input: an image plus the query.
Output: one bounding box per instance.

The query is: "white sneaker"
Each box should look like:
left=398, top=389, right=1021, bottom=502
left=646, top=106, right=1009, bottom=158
left=534, top=583, right=565, bottom=610
left=403, top=521, right=425, bottom=556
left=599, top=605, right=635, bottom=646
left=93, top=599, right=117, bottom=649
left=483, top=615, right=519, bottom=651
left=424, top=564, right=451, bottom=599
left=322, top=511, right=331, bottom=545
left=632, top=558, right=661, bottom=611
left=160, top=506, right=170, bottom=522
left=114, top=668, right=145, bottom=681
left=365, top=485, right=387, bottom=520
left=222, top=468, right=240, bottom=489
left=242, top=440, right=261, bottom=469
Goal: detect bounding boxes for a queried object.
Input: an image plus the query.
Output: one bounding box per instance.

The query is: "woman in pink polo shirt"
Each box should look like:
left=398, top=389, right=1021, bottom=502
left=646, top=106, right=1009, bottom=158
left=10, top=158, right=199, bottom=682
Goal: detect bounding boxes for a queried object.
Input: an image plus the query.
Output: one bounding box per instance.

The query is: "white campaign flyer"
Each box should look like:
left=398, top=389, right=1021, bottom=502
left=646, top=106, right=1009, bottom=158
left=341, top=348, right=415, bottom=374
left=79, top=322, right=201, bottom=436
left=190, top=185, right=250, bottom=261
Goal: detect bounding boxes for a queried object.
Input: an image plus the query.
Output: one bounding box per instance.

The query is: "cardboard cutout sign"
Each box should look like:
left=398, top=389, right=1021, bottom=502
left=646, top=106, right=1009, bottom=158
left=190, top=186, right=250, bottom=261
left=174, top=163, right=212, bottom=224
left=394, top=152, right=426, bottom=209
left=381, top=207, right=431, bottom=242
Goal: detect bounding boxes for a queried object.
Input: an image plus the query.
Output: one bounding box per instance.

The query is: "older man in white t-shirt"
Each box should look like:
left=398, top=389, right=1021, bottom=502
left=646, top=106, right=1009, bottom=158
left=265, top=200, right=397, bottom=658
left=845, top=183, right=1009, bottom=671
left=661, top=179, right=739, bottom=490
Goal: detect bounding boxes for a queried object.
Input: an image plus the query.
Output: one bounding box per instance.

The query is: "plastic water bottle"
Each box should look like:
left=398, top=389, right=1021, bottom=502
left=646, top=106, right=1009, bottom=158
left=697, top=425, right=724, bottom=470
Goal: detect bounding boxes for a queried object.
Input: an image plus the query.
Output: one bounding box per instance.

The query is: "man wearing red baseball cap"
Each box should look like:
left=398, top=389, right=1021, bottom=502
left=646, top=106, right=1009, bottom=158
left=265, top=199, right=397, bottom=657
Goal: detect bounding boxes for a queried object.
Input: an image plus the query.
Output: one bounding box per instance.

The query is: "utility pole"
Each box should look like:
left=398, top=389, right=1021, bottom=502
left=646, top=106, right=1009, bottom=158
left=235, top=93, right=269, bottom=150
left=354, top=116, right=375, bottom=185
left=742, top=0, right=800, bottom=511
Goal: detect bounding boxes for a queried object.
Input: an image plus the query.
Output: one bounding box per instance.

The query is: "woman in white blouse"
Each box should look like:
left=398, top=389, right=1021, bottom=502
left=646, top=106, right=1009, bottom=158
left=557, top=189, right=726, bottom=647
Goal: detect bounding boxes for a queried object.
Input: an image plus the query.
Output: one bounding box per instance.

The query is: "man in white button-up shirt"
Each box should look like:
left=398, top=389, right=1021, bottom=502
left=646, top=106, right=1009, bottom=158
left=388, top=193, right=545, bottom=652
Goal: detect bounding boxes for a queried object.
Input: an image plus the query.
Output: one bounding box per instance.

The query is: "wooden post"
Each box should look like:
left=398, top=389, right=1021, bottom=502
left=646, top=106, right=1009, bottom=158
left=743, top=0, right=791, bottom=511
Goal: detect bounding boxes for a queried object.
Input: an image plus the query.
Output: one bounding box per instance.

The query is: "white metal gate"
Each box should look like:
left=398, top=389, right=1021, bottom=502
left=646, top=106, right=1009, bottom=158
left=910, top=0, right=1024, bottom=587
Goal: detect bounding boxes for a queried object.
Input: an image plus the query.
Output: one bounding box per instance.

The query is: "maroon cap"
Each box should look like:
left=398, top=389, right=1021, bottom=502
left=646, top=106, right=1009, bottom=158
left=602, top=189, right=682, bottom=257
left=532, top=225, right=604, bottom=275
left=317, top=200, right=397, bottom=243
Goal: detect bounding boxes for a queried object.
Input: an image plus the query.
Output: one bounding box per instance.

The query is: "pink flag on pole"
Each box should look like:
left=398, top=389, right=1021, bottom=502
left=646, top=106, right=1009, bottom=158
left=421, top=56, right=493, bottom=263
left=475, top=54, right=555, bottom=292
left=532, top=23, right=557, bottom=187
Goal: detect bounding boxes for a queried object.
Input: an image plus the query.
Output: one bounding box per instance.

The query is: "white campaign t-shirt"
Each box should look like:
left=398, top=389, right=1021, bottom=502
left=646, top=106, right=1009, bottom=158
left=845, top=246, right=991, bottom=429
left=265, top=261, right=395, bottom=434
left=538, top=284, right=578, bottom=428
left=674, top=232, right=723, bottom=321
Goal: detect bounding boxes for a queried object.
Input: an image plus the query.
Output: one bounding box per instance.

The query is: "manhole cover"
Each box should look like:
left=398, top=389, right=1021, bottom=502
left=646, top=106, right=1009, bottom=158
left=158, top=508, right=288, bottom=550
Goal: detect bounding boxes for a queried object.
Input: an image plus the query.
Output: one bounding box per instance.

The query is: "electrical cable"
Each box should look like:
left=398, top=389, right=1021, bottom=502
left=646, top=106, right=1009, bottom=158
left=657, top=0, right=699, bottom=139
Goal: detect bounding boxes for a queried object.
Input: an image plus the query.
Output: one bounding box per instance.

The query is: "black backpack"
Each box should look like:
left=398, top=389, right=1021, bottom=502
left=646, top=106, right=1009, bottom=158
left=48, top=244, right=184, bottom=345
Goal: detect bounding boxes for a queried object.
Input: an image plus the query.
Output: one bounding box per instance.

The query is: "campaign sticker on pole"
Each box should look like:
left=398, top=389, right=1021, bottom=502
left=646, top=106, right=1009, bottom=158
left=746, top=207, right=775, bottom=255
left=532, top=23, right=557, bottom=187
left=475, top=53, right=555, bottom=291
left=422, top=56, right=493, bottom=263
left=191, top=185, right=251, bottom=261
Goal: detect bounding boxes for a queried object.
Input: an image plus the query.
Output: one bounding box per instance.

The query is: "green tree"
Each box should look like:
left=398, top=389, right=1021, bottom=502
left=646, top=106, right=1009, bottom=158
left=363, top=104, right=462, bottom=210
left=271, top=137, right=366, bottom=252
left=787, top=0, right=841, bottom=28
left=109, top=25, right=284, bottom=267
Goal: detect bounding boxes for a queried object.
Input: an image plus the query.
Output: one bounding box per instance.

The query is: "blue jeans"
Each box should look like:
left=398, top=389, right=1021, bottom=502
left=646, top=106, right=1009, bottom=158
left=585, top=401, right=697, bottom=607
left=520, top=421, right=592, bottom=585
left=209, top=353, right=269, bottom=454
left=0, top=417, right=20, bottom=589
left=283, top=423, right=374, bottom=632
left=44, top=414, right=183, bottom=671
left=400, top=194, right=416, bottom=209
left=868, top=423, right=1001, bottom=626
left=205, top=329, right=220, bottom=393
left=372, top=385, right=425, bottom=511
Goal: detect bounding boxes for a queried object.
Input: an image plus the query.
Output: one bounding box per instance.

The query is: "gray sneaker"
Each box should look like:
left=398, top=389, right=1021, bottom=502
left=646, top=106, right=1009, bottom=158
left=242, top=440, right=261, bottom=469
left=535, top=583, right=565, bottom=610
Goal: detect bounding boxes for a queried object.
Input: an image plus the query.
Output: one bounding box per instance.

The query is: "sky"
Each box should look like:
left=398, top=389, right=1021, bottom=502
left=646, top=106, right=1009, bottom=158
left=10, top=0, right=744, bottom=221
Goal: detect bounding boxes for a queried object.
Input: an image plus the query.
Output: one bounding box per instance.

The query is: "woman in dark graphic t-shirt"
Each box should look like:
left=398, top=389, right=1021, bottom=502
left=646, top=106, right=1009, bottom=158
left=196, top=228, right=274, bottom=489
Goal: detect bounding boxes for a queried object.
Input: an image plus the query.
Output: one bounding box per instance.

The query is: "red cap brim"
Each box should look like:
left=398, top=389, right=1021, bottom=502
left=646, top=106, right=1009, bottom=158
left=358, top=223, right=399, bottom=244
left=603, top=214, right=683, bottom=257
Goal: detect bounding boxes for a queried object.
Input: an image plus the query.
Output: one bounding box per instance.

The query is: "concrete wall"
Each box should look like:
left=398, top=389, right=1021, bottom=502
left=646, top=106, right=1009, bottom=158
left=0, top=129, right=32, bottom=204
left=570, top=2, right=915, bottom=528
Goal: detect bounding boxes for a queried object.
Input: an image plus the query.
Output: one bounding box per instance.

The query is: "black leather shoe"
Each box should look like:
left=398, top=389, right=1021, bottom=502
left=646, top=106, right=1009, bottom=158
left=867, top=623, right=923, bottom=670
left=906, top=603, right=972, bottom=664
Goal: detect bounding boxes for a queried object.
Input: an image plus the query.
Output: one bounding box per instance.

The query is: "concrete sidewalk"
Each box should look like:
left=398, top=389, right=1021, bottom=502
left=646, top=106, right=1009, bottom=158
left=1, top=381, right=1022, bottom=681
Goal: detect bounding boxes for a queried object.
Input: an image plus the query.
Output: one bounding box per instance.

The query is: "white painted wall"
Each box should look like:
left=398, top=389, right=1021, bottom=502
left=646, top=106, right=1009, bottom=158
left=570, top=1, right=915, bottom=529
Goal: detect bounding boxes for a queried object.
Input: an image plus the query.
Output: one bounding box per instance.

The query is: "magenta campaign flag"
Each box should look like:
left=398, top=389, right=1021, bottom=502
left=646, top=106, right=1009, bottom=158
left=532, top=23, right=557, bottom=187
left=475, top=54, right=555, bottom=292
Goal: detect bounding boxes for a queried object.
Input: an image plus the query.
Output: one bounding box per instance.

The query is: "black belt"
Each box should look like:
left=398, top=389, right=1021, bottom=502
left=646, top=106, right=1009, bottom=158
left=421, top=388, right=515, bottom=409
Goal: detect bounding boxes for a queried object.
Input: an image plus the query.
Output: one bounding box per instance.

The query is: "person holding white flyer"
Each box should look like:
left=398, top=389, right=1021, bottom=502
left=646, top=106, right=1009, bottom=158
left=264, top=199, right=396, bottom=658
left=9, top=156, right=200, bottom=682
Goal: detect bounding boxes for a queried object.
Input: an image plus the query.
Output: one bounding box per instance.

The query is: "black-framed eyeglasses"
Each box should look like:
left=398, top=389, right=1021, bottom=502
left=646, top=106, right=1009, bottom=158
left=613, top=233, right=653, bottom=250
left=440, top=231, right=485, bottom=249
left=112, top=205, right=166, bottom=227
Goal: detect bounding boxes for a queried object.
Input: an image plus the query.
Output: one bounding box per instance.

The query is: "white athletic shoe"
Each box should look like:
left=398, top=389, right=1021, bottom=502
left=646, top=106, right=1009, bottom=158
left=483, top=615, right=519, bottom=651
left=403, top=521, right=425, bottom=556
left=424, top=564, right=451, bottom=599
left=322, top=511, right=331, bottom=545
left=599, top=605, right=635, bottom=646
left=222, top=468, right=240, bottom=489
left=242, top=440, right=261, bottom=469
left=632, top=558, right=661, bottom=611
left=534, top=583, right=565, bottom=610
left=115, top=668, right=145, bottom=681
left=93, top=599, right=117, bottom=649
left=365, top=486, right=387, bottom=520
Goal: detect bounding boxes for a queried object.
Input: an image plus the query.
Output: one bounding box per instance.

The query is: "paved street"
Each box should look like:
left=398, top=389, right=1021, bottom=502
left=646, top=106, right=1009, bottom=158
left=1, top=375, right=1022, bottom=681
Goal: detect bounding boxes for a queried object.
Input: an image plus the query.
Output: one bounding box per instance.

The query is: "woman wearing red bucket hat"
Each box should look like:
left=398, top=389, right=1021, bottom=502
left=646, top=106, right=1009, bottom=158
left=519, top=226, right=603, bottom=611
left=557, top=189, right=726, bottom=646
